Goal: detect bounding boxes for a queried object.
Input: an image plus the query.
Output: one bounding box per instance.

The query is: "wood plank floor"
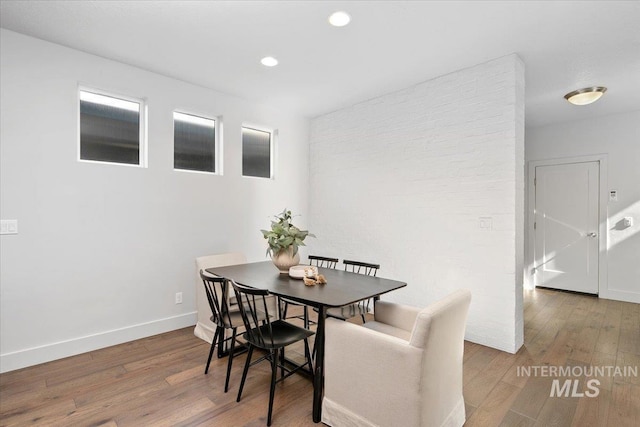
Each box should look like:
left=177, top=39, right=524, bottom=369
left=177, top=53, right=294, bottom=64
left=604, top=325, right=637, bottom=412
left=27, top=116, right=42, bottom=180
left=1, top=288, right=638, bottom=426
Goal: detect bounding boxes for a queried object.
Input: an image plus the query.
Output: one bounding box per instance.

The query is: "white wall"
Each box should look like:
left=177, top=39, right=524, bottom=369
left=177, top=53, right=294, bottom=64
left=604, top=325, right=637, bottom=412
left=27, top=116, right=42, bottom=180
left=308, top=55, right=525, bottom=353
left=526, top=111, right=640, bottom=303
left=0, top=30, right=310, bottom=372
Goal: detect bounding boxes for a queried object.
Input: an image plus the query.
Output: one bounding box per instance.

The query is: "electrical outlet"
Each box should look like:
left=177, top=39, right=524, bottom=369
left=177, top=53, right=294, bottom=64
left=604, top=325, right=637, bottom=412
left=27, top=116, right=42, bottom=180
left=175, top=292, right=183, bottom=304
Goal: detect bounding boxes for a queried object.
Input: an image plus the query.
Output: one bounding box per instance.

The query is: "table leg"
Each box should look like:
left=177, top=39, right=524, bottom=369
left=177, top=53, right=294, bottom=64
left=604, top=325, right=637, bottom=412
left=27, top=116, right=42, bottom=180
left=312, top=306, right=326, bottom=423
left=217, top=328, right=227, bottom=358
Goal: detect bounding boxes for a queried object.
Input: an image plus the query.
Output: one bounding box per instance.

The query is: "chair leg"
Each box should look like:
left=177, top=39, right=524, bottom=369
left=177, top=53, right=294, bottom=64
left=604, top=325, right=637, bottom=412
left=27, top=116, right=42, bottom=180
left=363, top=299, right=371, bottom=323
left=224, top=328, right=237, bottom=392
left=303, top=306, right=309, bottom=329
left=205, top=327, right=220, bottom=374
left=217, top=327, right=227, bottom=358
left=267, top=349, right=278, bottom=426
left=236, top=345, right=254, bottom=403
left=303, top=338, right=313, bottom=376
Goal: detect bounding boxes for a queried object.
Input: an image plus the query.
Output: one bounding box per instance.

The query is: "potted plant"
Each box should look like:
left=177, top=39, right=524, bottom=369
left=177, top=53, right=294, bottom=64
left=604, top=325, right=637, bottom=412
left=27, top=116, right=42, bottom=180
left=261, top=208, right=314, bottom=273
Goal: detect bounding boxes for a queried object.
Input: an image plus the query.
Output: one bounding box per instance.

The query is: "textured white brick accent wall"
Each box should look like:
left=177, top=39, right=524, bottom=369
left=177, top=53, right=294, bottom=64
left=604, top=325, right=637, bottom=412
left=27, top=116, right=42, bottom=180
left=309, top=55, right=525, bottom=353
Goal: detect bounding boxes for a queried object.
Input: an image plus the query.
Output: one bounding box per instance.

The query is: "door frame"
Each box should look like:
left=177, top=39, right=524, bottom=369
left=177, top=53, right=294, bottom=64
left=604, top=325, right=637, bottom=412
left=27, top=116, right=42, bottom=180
left=525, top=154, right=608, bottom=294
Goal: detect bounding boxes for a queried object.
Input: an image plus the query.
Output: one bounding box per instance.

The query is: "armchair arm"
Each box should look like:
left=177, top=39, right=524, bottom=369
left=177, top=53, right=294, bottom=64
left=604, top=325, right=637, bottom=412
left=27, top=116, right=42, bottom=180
left=373, top=300, right=421, bottom=332
left=324, top=318, right=423, bottom=427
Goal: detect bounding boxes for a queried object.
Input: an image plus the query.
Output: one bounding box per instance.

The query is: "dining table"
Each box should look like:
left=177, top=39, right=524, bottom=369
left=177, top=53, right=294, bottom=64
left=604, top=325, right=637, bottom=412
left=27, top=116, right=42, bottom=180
left=205, top=260, right=407, bottom=423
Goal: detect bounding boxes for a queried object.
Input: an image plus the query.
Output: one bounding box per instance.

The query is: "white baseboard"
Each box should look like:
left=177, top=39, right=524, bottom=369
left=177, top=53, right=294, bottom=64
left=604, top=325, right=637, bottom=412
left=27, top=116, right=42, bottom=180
left=464, top=331, right=520, bottom=354
left=600, top=289, right=640, bottom=304
left=0, top=312, right=197, bottom=373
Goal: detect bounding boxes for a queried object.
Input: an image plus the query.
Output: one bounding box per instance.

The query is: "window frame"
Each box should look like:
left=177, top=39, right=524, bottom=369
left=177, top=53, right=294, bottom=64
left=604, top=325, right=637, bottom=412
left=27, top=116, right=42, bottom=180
left=172, top=110, right=221, bottom=175
left=241, top=124, right=275, bottom=179
left=77, top=86, right=147, bottom=168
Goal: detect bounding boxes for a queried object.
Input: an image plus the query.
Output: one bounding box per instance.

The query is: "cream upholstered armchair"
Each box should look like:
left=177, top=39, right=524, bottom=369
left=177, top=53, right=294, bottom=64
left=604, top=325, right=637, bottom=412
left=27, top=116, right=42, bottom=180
left=194, top=253, right=247, bottom=343
left=322, top=289, right=472, bottom=427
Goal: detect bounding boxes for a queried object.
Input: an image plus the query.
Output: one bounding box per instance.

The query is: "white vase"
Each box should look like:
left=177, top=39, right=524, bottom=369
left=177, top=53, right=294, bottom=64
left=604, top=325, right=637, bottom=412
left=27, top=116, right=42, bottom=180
left=271, top=248, right=300, bottom=274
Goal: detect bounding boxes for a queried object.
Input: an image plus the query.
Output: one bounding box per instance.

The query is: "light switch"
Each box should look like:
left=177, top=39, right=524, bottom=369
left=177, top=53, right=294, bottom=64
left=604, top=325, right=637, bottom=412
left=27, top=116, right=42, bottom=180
left=479, top=217, right=492, bottom=230
left=0, top=220, right=18, bottom=235
left=610, top=190, right=618, bottom=201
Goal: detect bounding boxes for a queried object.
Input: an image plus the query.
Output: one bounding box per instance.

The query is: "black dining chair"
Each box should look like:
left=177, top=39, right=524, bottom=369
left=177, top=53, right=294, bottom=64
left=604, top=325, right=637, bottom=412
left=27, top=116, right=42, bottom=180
left=231, top=280, right=314, bottom=427
left=200, top=270, right=247, bottom=393
left=280, top=255, right=339, bottom=328
left=324, top=259, right=380, bottom=323
left=309, top=255, right=340, bottom=269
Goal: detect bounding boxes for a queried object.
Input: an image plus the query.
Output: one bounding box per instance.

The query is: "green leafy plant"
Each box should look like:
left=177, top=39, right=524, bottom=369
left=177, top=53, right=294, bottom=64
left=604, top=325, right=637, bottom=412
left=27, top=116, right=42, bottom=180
left=261, top=208, right=314, bottom=257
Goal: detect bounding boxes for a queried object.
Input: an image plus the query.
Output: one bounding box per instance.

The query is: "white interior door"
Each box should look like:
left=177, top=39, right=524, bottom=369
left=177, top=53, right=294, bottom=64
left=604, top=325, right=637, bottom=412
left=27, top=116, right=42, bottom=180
left=534, top=162, right=599, bottom=294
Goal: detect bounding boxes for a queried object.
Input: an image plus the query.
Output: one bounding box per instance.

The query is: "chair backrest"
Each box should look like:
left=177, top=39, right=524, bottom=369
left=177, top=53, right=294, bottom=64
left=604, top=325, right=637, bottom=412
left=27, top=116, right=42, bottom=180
left=343, top=259, right=380, bottom=276
left=410, top=289, right=471, bottom=426
left=200, top=270, right=235, bottom=328
left=409, top=289, right=471, bottom=349
left=309, top=255, right=339, bottom=269
left=231, top=281, right=277, bottom=349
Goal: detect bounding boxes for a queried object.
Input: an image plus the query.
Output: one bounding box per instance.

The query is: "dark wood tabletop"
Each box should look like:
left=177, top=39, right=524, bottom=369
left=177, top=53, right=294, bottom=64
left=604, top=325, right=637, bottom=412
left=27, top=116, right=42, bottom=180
left=205, top=261, right=407, bottom=308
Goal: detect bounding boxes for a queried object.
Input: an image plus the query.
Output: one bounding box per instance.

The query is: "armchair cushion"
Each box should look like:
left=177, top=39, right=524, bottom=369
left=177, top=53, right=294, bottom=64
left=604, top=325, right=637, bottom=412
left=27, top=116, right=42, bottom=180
left=372, top=300, right=421, bottom=332
left=362, top=320, right=411, bottom=341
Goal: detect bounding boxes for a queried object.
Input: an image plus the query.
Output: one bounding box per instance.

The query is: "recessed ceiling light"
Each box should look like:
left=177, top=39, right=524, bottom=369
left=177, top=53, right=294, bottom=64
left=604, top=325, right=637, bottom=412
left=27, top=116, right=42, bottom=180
left=329, top=11, right=351, bottom=27
left=564, top=87, right=607, bottom=106
left=261, top=56, right=278, bottom=67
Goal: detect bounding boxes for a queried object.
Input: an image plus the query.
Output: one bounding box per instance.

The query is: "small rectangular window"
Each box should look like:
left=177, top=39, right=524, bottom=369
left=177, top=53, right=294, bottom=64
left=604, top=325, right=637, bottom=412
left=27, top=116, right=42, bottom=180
left=173, top=112, right=217, bottom=173
left=79, top=90, right=144, bottom=166
left=242, top=126, right=272, bottom=178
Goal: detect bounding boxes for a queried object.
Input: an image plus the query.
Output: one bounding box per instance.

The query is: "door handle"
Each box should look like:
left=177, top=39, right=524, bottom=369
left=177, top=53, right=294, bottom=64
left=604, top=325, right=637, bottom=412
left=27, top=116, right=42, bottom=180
left=587, top=232, right=597, bottom=238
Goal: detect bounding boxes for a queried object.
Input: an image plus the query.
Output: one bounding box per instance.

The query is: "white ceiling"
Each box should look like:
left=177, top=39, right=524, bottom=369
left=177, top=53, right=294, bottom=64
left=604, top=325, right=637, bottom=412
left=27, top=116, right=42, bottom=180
left=1, top=0, right=639, bottom=127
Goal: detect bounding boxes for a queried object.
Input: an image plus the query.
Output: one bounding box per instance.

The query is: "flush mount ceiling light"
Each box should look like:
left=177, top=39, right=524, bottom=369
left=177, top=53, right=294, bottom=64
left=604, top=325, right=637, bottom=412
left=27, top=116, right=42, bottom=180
left=564, top=86, right=607, bottom=106
left=261, top=56, right=278, bottom=67
left=329, top=11, right=351, bottom=27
